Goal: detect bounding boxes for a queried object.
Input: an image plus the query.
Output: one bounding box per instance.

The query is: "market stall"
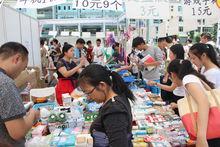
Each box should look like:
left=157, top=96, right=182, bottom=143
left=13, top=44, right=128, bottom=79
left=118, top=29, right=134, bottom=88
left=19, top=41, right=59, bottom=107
left=23, top=68, right=194, bottom=147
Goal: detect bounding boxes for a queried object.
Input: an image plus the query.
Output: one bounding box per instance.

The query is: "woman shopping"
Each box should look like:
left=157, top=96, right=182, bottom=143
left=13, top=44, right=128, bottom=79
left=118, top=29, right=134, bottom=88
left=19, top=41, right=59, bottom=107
left=189, top=43, right=220, bottom=88
left=78, top=64, right=135, bottom=147
left=167, top=59, right=220, bottom=147
left=148, top=44, right=185, bottom=113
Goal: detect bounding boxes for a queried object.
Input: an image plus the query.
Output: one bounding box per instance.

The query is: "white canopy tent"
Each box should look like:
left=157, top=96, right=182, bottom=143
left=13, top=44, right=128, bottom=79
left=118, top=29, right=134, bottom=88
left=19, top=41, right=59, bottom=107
left=0, top=4, right=41, bottom=68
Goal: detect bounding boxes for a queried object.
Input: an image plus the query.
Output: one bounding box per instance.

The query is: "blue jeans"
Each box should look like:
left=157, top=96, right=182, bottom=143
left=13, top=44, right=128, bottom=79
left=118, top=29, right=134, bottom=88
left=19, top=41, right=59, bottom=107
left=145, top=79, right=160, bottom=95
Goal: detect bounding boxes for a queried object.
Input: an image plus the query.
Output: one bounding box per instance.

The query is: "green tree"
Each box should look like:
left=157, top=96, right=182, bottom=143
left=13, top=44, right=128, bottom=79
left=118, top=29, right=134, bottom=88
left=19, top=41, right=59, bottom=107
left=189, top=31, right=194, bottom=40
left=195, top=34, right=201, bottom=43
left=212, top=23, right=218, bottom=42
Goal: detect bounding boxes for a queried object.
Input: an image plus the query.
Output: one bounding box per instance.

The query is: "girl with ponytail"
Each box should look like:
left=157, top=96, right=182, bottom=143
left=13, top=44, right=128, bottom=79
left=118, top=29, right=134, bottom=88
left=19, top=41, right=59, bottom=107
left=148, top=44, right=185, bottom=114
left=55, top=44, right=85, bottom=106
left=78, top=64, right=134, bottom=147
left=189, top=43, right=220, bottom=88
left=168, top=59, right=220, bottom=147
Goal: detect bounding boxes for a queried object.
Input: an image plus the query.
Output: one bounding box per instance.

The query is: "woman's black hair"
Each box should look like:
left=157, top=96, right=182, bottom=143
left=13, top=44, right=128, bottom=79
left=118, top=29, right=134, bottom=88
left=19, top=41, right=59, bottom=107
left=112, top=42, right=120, bottom=50
left=63, top=42, right=68, bottom=46
left=170, top=44, right=185, bottom=60
left=40, top=39, right=45, bottom=46
left=187, top=39, right=192, bottom=43
left=78, top=64, right=135, bottom=102
left=59, top=44, right=73, bottom=59
left=96, top=39, right=101, bottom=42
left=127, top=48, right=135, bottom=64
left=53, top=38, right=59, bottom=44
left=167, top=59, right=214, bottom=88
left=166, top=37, right=173, bottom=44
left=189, top=43, right=220, bottom=67
left=87, top=40, right=92, bottom=45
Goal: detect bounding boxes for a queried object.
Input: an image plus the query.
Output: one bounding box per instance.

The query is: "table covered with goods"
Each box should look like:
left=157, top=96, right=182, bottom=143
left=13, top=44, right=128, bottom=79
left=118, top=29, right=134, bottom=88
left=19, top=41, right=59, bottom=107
left=23, top=68, right=195, bottom=147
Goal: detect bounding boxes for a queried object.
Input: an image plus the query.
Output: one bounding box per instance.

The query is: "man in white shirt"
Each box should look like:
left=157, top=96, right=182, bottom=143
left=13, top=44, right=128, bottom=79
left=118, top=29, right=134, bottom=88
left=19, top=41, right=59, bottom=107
left=93, top=39, right=104, bottom=65
left=132, top=37, right=163, bottom=94
left=200, top=32, right=216, bottom=47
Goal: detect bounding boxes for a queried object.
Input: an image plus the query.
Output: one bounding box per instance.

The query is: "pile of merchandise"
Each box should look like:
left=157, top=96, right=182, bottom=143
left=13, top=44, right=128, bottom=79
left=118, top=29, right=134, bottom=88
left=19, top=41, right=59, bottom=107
left=24, top=69, right=194, bottom=147
left=25, top=94, right=101, bottom=147
left=131, top=88, right=193, bottom=147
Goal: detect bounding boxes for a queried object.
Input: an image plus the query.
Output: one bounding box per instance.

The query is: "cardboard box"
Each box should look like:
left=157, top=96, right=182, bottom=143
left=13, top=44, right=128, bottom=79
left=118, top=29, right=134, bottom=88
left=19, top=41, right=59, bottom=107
left=15, top=66, right=43, bottom=89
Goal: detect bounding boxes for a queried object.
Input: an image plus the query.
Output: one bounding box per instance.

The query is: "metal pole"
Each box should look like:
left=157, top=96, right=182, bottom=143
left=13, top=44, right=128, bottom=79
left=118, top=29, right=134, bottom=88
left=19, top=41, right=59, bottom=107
left=52, top=6, right=56, bottom=31
left=78, top=23, right=81, bottom=34
left=146, top=19, right=149, bottom=43
left=103, top=22, right=106, bottom=35
left=117, top=22, right=119, bottom=38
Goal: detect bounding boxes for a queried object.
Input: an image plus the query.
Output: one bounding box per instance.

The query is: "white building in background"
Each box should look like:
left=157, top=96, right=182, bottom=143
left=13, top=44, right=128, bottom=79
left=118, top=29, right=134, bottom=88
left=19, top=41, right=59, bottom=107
left=3, top=0, right=216, bottom=42
left=151, top=0, right=215, bottom=41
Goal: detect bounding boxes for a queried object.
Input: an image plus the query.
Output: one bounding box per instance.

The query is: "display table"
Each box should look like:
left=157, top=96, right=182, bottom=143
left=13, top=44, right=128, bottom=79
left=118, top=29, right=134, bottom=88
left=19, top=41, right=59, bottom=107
left=24, top=68, right=194, bottom=147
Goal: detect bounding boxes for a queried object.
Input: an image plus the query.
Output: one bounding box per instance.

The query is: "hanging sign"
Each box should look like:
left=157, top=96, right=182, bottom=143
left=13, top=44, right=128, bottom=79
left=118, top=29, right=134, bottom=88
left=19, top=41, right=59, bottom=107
left=72, top=0, right=123, bottom=11
left=15, top=0, right=66, bottom=8
left=183, top=0, right=220, bottom=19
left=183, top=18, right=198, bottom=32
left=125, top=1, right=170, bottom=19
left=158, top=21, right=167, bottom=38
left=167, top=17, right=179, bottom=36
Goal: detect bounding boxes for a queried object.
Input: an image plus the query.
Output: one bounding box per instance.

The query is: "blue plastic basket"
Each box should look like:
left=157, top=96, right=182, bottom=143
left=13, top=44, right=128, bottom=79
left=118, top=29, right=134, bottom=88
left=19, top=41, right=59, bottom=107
left=123, top=76, right=136, bottom=83
left=118, top=70, right=128, bottom=76
left=33, top=102, right=56, bottom=110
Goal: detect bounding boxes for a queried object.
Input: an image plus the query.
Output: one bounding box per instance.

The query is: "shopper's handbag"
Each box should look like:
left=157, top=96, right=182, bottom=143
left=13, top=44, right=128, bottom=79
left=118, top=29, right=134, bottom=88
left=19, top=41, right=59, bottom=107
left=177, top=79, right=220, bottom=140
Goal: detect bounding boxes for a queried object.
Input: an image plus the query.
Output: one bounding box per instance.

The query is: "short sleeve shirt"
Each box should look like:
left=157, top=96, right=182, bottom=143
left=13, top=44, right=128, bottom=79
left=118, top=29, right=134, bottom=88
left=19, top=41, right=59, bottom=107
left=74, top=48, right=81, bottom=59
left=140, top=46, right=163, bottom=80
left=0, top=69, right=26, bottom=146
left=112, top=52, right=124, bottom=63
left=201, top=67, right=220, bottom=88
left=56, top=59, right=79, bottom=79
left=182, top=74, right=205, bottom=91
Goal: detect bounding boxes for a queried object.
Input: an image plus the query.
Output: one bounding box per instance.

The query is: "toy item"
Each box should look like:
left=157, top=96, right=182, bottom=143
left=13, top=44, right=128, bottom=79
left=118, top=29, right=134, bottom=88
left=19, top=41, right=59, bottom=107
left=57, top=112, right=67, bottom=122
left=62, top=93, right=72, bottom=106
left=133, top=142, right=148, bottom=147
left=34, top=97, right=47, bottom=103
left=40, top=108, right=51, bottom=124
left=50, top=135, right=76, bottom=147
left=147, top=93, right=160, bottom=99
left=33, top=102, right=56, bottom=111
left=76, top=134, right=93, bottom=147
left=153, top=101, right=166, bottom=106
left=146, top=127, right=154, bottom=134
left=48, top=112, right=67, bottom=123
left=31, top=94, right=55, bottom=104
left=48, top=113, right=58, bottom=123
left=25, top=135, right=52, bottom=146
left=84, top=112, right=98, bottom=122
